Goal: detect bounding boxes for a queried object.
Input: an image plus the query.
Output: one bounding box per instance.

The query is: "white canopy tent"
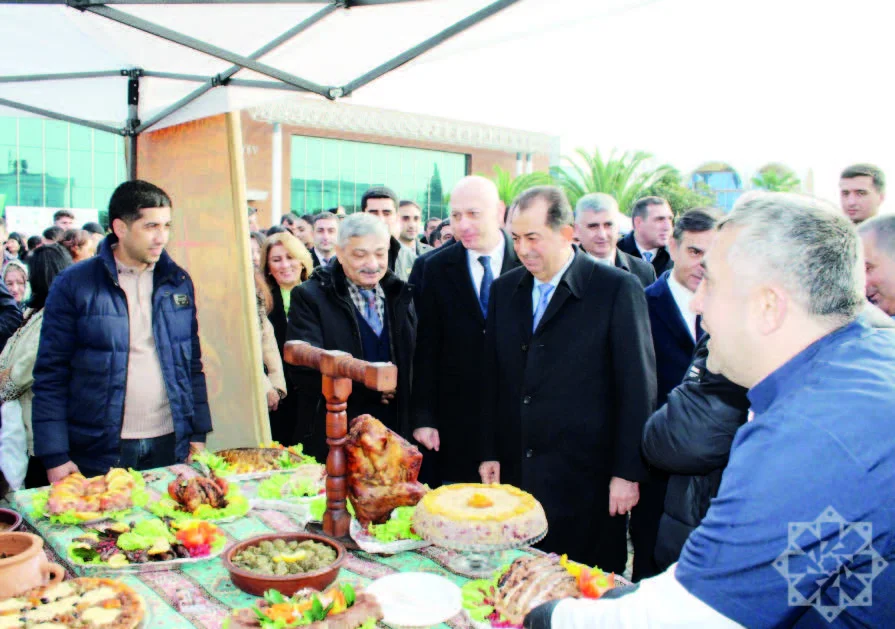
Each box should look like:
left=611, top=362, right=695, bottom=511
left=1, top=0, right=893, bottom=204
left=0, top=0, right=524, bottom=177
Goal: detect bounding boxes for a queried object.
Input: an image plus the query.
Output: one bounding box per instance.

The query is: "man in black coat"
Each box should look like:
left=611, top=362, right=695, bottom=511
left=309, top=212, right=338, bottom=268
left=573, top=193, right=656, bottom=288
left=286, top=213, right=416, bottom=460
left=480, top=186, right=656, bottom=570
left=410, top=177, right=520, bottom=485
left=617, top=196, right=675, bottom=277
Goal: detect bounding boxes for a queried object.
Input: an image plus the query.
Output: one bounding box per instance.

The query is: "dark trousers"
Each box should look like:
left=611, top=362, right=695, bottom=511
left=629, top=471, right=668, bottom=581
left=79, top=432, right=177, bottom=477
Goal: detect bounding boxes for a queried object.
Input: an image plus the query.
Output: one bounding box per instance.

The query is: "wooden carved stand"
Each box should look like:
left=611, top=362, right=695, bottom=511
left=283, top=340, right=397, bottom=539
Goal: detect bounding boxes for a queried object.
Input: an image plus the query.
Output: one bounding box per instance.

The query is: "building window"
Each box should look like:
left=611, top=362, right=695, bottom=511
left=0, top=117, right=126, bottom=224
left=690, top=161, right=743, bottom=211
left=290, top=135, right=468, bottom=219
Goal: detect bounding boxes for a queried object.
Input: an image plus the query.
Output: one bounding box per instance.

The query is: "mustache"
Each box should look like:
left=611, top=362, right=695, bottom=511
left=358, top=267, right=384, bottom=274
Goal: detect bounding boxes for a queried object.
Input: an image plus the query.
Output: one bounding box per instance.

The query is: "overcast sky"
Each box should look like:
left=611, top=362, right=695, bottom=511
left=350, top=0, right=895, bottom=210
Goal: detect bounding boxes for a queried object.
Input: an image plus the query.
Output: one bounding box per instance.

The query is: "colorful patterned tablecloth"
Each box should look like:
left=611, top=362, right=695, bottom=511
left=2, top=465, right=536, bottom=628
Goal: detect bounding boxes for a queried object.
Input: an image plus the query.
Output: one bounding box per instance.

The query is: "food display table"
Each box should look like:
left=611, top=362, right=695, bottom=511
left=1, top=464, right=537, bottom=628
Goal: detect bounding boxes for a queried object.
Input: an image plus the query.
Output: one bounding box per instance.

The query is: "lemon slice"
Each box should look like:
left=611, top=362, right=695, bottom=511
left=272, top=550, right=309, bottom=563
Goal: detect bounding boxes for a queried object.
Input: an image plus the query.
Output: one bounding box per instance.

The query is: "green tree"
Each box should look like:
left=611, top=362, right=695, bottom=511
left=551, top=148, right=675, bottom=213
left=642, top=168, right=716, bottom=215
left=425, top=164, right=444, bottom=219
left=751, top=168, right=800, bottom=192
left=486, top=165, right=554, bottom=207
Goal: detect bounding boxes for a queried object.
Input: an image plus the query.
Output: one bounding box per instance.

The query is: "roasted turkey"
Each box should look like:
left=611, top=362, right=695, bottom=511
left=344, top=415, right=427, bottom=525
left=167, top=473, right=229, bottom=512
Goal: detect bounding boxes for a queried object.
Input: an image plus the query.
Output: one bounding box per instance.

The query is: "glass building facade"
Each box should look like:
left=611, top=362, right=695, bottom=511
left=0, top=117, right=127, bottom=223
left=290, top=135, right=468, bottom=219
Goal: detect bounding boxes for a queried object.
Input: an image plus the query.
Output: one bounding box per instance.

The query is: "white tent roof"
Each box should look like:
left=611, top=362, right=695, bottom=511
left=2, top=0, right=893, bottom=205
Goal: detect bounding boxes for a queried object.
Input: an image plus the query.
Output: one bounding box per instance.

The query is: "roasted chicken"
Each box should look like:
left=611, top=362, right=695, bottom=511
left=344, top=415, right=427, bottom=525
left=48, top=468, right=136, bottom=515
left=494, top=556, right=581, bottom=624
left=167, top=473, right=229, bottom=512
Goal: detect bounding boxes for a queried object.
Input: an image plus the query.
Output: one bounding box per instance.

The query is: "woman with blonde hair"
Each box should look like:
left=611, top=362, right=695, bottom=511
left=260, top=231, right=313, bottom=444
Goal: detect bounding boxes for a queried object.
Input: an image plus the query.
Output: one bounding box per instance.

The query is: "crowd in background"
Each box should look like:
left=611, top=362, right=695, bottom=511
left=0, top=162, right=892, bottom=626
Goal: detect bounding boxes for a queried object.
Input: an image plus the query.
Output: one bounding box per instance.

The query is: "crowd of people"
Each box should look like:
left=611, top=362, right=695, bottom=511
left=0, top=162, right=892, bottom=626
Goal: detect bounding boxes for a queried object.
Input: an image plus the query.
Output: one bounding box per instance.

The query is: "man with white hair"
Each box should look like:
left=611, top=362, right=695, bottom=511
left=574, top=193, right=656, bottom=288
left=527, top=193, right=895, bottom=627
left=286, top=213, right=416, bottom=459
left=858, top=215, right=895, bottom=317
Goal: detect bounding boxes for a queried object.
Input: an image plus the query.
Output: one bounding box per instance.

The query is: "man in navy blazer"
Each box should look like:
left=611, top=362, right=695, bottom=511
left=631, top=207, right=720, bottom=583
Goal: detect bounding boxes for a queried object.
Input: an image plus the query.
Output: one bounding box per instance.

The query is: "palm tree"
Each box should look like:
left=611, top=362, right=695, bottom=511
left=488, top=165, right=554, bottom=207
left=751, top=167, right=800, bottom=192
left=551, top=148, right=675, bottom=213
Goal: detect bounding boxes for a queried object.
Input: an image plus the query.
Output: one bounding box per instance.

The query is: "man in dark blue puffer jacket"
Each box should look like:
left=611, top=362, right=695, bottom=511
left=32, top=180, right=212, bottom=483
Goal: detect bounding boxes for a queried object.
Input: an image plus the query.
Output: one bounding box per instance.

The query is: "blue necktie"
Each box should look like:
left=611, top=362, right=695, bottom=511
left=642, top=251, right=654, bottom=263
left=478, top=255, right=493, bottom=316
left=360, top=289, right=383, bottom=336
left=532, top=284, right=555, bottom=332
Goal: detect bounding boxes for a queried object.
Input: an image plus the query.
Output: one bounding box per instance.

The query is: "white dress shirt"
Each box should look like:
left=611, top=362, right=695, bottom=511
left=531, top=248, right=575, bottom=313
left=667, top=272, right=697, bottom=341
left=634, top=237, right=659, bottom=261
left=466, top=237, right=506, bottom=296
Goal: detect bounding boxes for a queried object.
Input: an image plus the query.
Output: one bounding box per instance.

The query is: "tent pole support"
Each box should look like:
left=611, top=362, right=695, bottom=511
left=0, top=96, right=119, bottom=134
left=340, top=0, right=523, bottom=96
left=136, top=5, right=335, bottom=133
left=0, top=70, right=122, bottom=83
left=84, top=4, right=332, bottom=97
left=125, top=69, right=141, bottom=181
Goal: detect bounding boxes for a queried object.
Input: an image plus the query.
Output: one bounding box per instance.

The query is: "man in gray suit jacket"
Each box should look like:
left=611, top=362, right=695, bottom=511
left=574, top=193, right=657, bottom=288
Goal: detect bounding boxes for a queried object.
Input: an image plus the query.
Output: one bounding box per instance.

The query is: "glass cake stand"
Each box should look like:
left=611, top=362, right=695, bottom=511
left=423, top=528, right=547, bottom=578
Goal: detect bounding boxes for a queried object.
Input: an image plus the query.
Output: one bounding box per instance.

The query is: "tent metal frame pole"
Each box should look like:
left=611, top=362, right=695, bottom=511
left=0, top=70, right=122, bottom=83
left=32, top=0, right=420, bottom=4
left=125, top=69, right=140, bottom=180
left=83, top=4, right=332, bottom=97
left=340, top=0, right=523, bottom=96
left=135, top=5, right=334, bottom=133
left=0, top=96, right=121, bottom=134
left=141, top=71, right=309, bottom=91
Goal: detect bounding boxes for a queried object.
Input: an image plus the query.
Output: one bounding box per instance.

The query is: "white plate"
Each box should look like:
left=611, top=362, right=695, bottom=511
left=365, top=572, right=461, bottom=627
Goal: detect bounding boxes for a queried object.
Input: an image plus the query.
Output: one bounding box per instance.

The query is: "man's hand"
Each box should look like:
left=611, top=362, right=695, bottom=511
left=479, top=461, right=500, bottom=484
left=187, top=442, right=206, bottom=463
left=47, top=461, right=79, bottom=484
left=380, top=389, right=396, bottom=405
left=266, top=389, right=280, bottom=411
left=608, top=477, right=639, bottom=516
left=413, top=428, right=440, bottom=451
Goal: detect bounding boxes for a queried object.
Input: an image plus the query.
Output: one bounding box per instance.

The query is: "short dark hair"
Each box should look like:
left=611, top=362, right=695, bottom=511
left=26, top=235, right=42, bottom=251
left=26, top=243, right=72, bottom=312
left=631, top=196, right=670, bottom=222
left=672, top=208, right=720, bottom=242
left=266, top=224, right=287, bottom=237
left=313, top=212, right=338, bottom=227
left=840, top=163, right=885, bottom=193
left=42, top=226, right=64, bottom=242
left=280, top=212, right=298, bottom=225
left=108, top=180, right=172, bottom=227
left=249, top=230, right=266, bottom=252
left=431, top=219, right=451, bottom=244
left=399, top=200, right=420, bottom=211
left=6, top=232, right=25, bottom=253
left=514, top=185, right=573, bottom=231
left=53, top=209, right=75, bottom=222
left=82, top=221, right=105, bottom=236
left=361, top=186, right=398, bottom=212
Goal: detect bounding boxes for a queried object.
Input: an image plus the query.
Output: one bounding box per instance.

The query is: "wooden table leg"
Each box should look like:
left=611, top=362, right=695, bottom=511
left=322, top=375, right=352, bottom=539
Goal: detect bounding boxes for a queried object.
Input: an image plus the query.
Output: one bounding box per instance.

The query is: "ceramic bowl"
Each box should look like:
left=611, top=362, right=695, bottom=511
left=222, top=531, right=346, bottom=596
left=0, top=508, right=22, bottom=533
